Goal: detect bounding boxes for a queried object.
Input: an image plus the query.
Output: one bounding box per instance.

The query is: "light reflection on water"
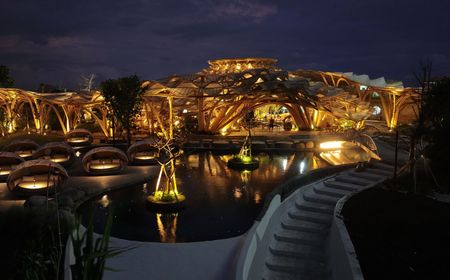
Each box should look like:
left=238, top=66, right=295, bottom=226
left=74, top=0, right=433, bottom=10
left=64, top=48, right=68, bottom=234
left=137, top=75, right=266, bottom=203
left=78, top=152, right=327, bottom=242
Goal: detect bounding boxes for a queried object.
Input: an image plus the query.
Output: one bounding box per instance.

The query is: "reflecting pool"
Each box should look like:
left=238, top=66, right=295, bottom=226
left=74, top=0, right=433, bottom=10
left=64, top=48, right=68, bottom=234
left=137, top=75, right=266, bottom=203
left=78, top=152, right=328, bottom=242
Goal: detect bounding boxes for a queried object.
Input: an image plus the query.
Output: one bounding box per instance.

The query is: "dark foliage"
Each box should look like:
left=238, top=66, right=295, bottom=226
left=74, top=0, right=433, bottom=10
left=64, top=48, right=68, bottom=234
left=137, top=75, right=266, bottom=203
left=0, top=65, right=14, bottom=87
left=343, top=187, right=450, bottom=279
left=100, top=75, right=146, bottom=145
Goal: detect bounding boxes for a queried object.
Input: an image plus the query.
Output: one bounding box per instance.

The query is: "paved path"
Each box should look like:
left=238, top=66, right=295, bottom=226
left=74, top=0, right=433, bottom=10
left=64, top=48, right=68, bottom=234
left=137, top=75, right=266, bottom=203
left=261, top=161, right=394, bottom=279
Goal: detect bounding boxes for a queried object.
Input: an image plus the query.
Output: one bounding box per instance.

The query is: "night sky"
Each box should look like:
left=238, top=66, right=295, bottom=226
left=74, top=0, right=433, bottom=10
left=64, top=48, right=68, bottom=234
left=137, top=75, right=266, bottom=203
left=1, top=0, right=449, bottom=90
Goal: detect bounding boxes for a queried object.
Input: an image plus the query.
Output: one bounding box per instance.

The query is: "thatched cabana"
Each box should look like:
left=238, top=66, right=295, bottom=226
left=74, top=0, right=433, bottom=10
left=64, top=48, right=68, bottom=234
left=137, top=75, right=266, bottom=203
left=82, top=146, right=128, bottom=175
left=7, top=159, right=68, bottom=196
left=0, top=152, right=25, bottom=181
left=65, top=129, right=94, bottom=146
left=32, top=142, right=75, bottom=167
left=127, top=138, right=160, bottom=165
left=4, top=140, right=40, bottom=159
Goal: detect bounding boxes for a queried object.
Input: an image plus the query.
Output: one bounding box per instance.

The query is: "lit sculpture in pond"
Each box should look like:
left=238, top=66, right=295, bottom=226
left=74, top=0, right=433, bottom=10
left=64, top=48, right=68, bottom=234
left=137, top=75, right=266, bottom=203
left=7, top=159, right=68, bottom=196
left=82, top=147, right=128, bottom=175
left=0, top=152, right=24, bottom=181
left=32, top=142, right=75, bottom=167
left=227, top=111, right=259, bottom=170
left=65, top=128, right=94, bottom=146
left=4, top=139, right=40, bottom=159
left=146, top=96, right=185, bottom=210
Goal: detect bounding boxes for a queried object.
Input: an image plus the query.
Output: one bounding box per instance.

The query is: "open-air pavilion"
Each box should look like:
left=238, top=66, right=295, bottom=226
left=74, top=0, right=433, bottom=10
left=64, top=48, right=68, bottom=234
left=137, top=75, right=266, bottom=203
left=0, top=58, right=418, bottom=139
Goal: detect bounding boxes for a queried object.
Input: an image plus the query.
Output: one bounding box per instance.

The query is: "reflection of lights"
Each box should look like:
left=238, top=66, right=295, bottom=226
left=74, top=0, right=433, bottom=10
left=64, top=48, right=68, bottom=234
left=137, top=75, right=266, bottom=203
left=156, top=213, right=178, bottom=243
left=234, top=188, right=243, bottom=199
left=319, top=141, right=345, bottom=150
left=99, top=194, right=110, bottom=208
left=240, top=170, right=251, bottom=184
left=282, top=158, right=288, bottom=171
left=75, top=151, right=81, bottom=157
left=254, top=191, right=262, bottom=204
left=142, top=182, right=148, bottom=193
left=299, top=160, right=305, bottom=174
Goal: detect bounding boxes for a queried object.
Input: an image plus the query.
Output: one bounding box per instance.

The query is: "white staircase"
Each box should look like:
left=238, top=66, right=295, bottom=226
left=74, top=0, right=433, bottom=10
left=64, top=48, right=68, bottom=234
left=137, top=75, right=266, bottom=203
left=261, top=161, right=394, bottom=280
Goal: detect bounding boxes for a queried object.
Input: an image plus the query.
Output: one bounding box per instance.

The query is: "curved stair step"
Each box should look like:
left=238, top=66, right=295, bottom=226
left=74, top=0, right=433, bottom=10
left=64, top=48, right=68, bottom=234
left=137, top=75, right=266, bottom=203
left=269, top=241, right=325, bottom=261
left=367, top=167, right=392, bottom=176
left=265, top=255, right=330, bottom=278
left=323, top=180, right=360, bottom=191
left=348, top=170, right=385, bottom=181
left=335, top=175, right=372, bottom=186
left=295, top=199, right=335, bottom=215
left=313, top=184, right=352, bottom=198
left=262, top=270, right=328, bottom=280
left=274, top=230, right=323, bottom=247
left=303, top=191, right=340, bottom=206
left=288, top=209, right=332, bottom=225
left=371, top=161, right=395, bottom=171
left=281, top=218, right=329, bottom=235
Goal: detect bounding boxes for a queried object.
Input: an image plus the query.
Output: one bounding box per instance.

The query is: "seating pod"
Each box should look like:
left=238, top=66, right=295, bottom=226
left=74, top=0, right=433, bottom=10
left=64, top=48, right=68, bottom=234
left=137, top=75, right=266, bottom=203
left=0, top=152, right=25, bottom=181
left=7, top=160, right=68, bottom=196
left=4, top=140, right=40, bottom=159
left=65, top=129, right=93, bottom=146
left=127, top=139, right=160, bottom=165
left=82, top=147, right=128, bottom=175
left=32, top=142, right=75, bottom=167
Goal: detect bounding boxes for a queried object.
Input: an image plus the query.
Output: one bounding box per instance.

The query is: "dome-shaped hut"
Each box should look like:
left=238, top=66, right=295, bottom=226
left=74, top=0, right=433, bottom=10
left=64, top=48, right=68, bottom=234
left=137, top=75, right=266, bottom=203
left=127, top=139, right=160, bottom=165
left=7, top=160, right=68, bottom=196
left=0, top=152, right=25, bottom=181
left=32, top=142, right=75, bottom=167
left=4, top=140, right=40, bottom=159
left=82, top=147, right=128, bottom=175
left=65, top=129, right=93, bottom=146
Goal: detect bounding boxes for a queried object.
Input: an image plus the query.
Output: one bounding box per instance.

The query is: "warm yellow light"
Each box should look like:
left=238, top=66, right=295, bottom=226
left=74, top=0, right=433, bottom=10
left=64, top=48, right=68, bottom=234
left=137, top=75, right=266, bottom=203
left=234, top=188, right=242, bottom=199
left=220, top=127, right=228, bottom=136
left=319, top=141, right=345, bottom=150
left=99, top=194, right=110, bottom=208
left=254, top=191, right=262, bottom=203
left=17, top=150, right=34, bottom=158
left=136, top=155, right=156, bottom=160
left=40, top=155, right=70, bottom=163
left=68, top=137, right=89, bottom=143
left=19, top=181, right=55, bottom=189
left=0, top=170, right=11, bottom=175
left=90, top=163, right=120, bottom=170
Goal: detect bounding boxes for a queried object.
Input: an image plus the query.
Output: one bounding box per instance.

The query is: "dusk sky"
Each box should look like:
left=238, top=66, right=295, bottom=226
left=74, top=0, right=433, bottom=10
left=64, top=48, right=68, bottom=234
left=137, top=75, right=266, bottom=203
left=1, top=0, right=449, bottom=90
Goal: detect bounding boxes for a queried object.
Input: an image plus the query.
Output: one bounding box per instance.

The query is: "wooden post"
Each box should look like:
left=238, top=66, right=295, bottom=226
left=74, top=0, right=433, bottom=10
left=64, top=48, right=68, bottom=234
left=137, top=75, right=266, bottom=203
left=393, top=128, right=399, bottom=185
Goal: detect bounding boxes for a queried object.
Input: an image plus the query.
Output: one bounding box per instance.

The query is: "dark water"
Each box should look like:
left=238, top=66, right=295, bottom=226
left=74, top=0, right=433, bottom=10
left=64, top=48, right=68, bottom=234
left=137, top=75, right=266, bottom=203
left=78, top=152, right=327, bottom=242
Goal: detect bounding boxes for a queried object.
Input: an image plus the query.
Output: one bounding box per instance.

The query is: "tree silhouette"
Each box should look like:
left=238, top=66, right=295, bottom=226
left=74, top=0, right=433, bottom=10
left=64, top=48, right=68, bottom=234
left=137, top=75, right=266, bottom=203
left=100, top=75, right=146, bottom=146
left=0, top=65, right=14, bottom=87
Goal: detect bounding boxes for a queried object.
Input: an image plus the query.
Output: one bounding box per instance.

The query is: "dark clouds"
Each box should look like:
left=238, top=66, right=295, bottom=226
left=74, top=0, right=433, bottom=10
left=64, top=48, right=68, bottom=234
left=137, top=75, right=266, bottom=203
left=1, top=0, right=449, bottom=89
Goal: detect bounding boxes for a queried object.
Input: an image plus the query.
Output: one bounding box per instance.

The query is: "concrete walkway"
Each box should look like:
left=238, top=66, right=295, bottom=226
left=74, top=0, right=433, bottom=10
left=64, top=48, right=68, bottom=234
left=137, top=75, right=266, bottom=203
left=103, top=235, right=244, bottom=280
left=260, top=161, right=394, bottom=279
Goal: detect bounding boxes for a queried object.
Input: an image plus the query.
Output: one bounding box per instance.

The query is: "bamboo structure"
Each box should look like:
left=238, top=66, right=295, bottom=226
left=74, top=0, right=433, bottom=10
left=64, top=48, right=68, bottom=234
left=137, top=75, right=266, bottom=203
left=0, top=58, right=419, bottom=135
